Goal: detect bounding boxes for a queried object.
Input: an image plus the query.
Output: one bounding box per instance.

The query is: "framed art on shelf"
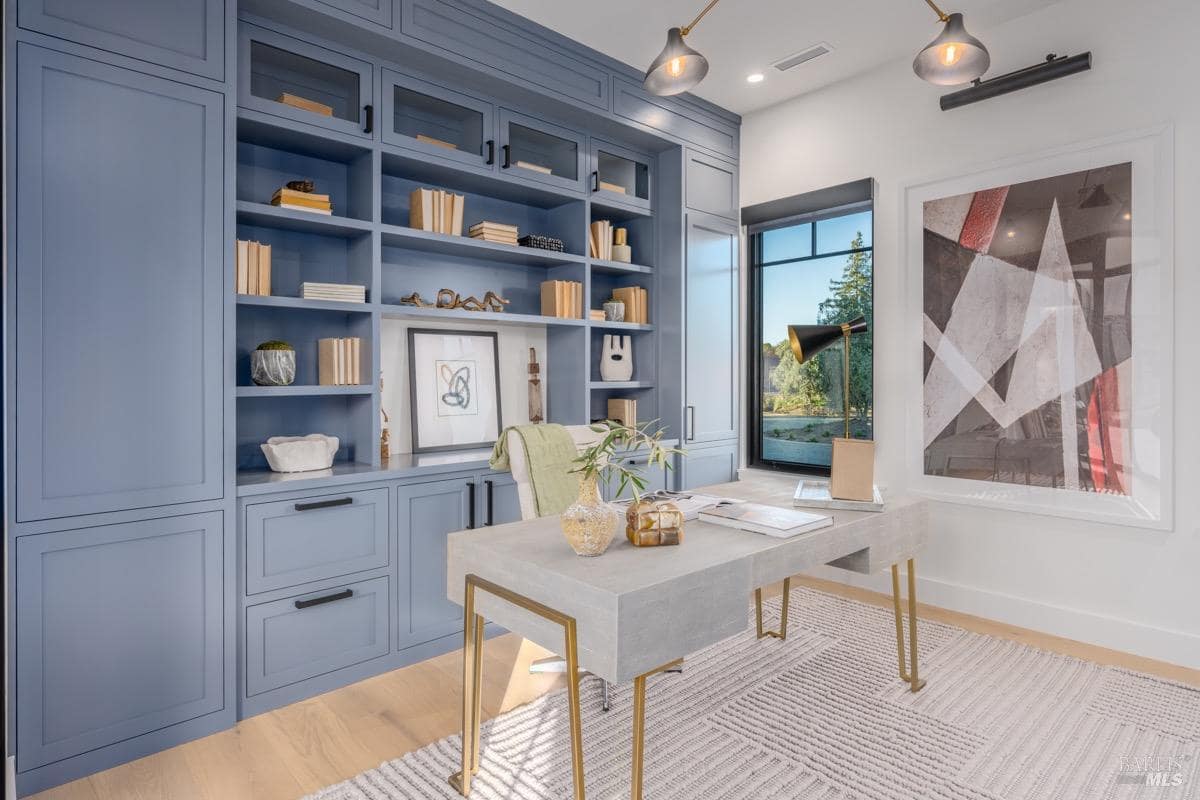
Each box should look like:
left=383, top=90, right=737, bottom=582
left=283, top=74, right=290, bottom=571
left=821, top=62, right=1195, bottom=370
left=407, top=328, right=502, bottom=453
left=902, top=127, right=1174, bottom=529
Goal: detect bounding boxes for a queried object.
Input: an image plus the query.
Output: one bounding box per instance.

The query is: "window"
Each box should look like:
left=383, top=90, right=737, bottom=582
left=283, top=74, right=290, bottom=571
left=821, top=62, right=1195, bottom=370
left=748, top=201, right=873, bottom=472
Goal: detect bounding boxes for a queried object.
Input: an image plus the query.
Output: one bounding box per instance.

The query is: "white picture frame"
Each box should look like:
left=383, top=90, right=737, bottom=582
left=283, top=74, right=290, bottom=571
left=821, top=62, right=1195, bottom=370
left=901, top=126, right=1174, bottom=529
left=408, top=328, right=502, bottom=453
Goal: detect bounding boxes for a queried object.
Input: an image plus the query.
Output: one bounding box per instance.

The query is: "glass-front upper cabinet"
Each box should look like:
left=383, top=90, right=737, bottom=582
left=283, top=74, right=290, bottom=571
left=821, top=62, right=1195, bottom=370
left=239, top=24, right=375, bottom=139
left=382, top=70, right=494, bottom=169
left=590, top=139, right=652, bottom=211
left=498, top=109, right=586, bottom=193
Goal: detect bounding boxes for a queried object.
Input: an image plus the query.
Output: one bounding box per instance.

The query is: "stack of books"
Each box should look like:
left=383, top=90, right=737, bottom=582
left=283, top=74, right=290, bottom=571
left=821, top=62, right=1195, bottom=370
left=410, top=188, right=464, bottom=235
left=470, top=221, right=518, bottom=245
left=318, top=338, right=362, bottom=385
left=540, top=280, right=582, bottom=319
left=588, top=309, right=606, bottom=321
left=301, top=282, right=367, bottom=303
left=588, top=219, right=614, bottom=260
left=612, top=286, right=649, bottom=323
left=271, top=186, right=332, bottom=215
left=698, top=503, right=833, bottom=539
left=607, top=398, right=637, bottom=427
left=235, top=240, right=272, bottom=296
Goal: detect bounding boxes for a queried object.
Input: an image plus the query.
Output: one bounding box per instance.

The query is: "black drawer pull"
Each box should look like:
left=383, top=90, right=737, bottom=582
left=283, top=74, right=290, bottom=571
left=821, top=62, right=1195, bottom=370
left=294, top=496, right=353, bottom=512
left=467, top=481, right=476, bottom=529
left=484, top=479, right=494, bottom=526
left=363, top=104, right=374, bottom=134
left=294, top=588, right=353, bottom=609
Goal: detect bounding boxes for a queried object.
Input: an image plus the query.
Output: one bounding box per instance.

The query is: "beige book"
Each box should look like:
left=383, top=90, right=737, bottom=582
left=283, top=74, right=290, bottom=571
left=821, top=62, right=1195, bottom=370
left=247, top=242, right=260, bottom=295
left=409, top=188, right=430, bottom=231
left=236, top=240, right=249, bottom=294
left=416, top=134, right=457, bottom=150
left=318, top=339, right=337, bottom=386
left=830, top=438, right=875, bottom=502
left=336, top=338, right=346, bottom=385
left=452, top=194, right=464, bottom=236
left=515, top=160, right=552, bottom=174
left=540, top=280, right=558, bottom=317
left=442, top=191, right=454, bottom=235
left=574, top=281, right=582, bottom=319
left=351, top=337, right=361, bottom=385
left=258, top=243, right=272, bottom=296
left=599, top=180, right=627, bottom=195
left=277, top=93, right=333, bottom=116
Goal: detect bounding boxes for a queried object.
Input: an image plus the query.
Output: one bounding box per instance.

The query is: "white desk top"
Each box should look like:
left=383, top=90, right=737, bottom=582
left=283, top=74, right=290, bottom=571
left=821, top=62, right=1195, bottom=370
left=447, top=474, right=928, bottom=683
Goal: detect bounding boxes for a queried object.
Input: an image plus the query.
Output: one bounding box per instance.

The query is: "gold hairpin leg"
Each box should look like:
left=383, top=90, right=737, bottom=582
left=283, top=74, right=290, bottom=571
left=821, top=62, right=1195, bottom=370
left=631, top=658, right=684, bottom=800
left=754, top=577, right=791, bottom=640
left=450, top=575, right=587, bottom=799
left=891, top=559, right=926, bottom=692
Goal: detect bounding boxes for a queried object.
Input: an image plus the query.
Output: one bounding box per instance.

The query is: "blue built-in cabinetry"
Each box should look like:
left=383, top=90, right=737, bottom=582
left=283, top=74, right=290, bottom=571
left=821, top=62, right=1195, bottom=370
left=6, top=0, right=739, bottom=794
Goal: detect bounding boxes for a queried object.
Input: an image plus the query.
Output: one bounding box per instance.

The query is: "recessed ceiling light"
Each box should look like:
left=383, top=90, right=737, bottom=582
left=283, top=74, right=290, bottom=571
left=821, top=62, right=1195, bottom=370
left=747, top=72, right=765, bottom=83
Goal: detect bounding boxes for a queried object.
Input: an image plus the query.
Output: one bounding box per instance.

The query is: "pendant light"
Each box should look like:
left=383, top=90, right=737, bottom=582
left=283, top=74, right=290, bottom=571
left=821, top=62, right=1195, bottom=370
left=913, top=0, right=990, bottom=85
left=643, top=0, right=721, bottom=96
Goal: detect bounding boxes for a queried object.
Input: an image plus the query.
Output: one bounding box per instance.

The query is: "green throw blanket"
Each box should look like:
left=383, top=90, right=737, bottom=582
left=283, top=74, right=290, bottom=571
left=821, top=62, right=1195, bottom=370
left=490, top=424, right=579, bottom=517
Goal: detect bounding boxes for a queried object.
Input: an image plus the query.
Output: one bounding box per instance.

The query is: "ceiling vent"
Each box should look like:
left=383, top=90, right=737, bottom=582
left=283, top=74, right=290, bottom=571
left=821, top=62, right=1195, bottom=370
left=772, top=43, right=833, bottom=72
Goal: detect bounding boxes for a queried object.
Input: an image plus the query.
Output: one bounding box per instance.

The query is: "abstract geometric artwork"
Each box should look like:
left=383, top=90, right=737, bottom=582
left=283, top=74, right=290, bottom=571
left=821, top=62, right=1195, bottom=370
left=904, top=129, right=1173, bottom=527
left=408, top=329, right=501, bottom=453
left=922, top=163, right=1132, bottom=494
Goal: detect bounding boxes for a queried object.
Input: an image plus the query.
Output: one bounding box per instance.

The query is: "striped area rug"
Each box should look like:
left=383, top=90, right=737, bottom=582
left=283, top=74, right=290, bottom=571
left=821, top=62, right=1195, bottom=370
left=305, top=587, right=1200, bottom=799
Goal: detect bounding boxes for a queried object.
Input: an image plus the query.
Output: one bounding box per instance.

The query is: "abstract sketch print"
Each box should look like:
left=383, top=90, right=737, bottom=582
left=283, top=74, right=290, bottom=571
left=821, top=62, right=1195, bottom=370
left=922, top=162, right=1132, bottom=494
left=436, top=359, right=479, bottom=416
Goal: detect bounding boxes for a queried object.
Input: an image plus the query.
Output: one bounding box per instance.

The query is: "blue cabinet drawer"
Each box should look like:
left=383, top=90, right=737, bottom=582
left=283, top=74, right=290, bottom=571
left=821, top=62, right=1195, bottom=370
left=245, top=575, right=390, bottom=696
left=245, top=488, right=389, bottom=595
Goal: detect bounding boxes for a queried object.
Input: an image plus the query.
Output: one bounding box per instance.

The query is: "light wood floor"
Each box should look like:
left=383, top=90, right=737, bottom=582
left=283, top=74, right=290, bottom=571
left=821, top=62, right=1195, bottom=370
left=31, top=576, right=1200, bottom=800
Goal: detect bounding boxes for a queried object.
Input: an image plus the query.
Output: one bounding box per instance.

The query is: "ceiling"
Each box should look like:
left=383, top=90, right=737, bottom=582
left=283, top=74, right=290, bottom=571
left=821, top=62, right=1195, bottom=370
left=490, top=0, right=1060, bottom=114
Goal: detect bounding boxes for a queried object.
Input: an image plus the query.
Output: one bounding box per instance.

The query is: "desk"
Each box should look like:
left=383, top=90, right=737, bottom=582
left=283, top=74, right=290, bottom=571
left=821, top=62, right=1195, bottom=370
left=445, top=474, right=929, bottom=799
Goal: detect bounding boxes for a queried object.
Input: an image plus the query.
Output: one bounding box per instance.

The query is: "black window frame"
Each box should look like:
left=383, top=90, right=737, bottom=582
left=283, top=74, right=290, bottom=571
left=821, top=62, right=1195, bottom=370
left=746, top=200, right=875, bottom=475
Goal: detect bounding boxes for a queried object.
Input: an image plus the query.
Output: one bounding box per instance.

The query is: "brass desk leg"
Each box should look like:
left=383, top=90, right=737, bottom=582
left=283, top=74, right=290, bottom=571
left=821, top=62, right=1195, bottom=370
left=630, top=658, right=685, bottom=800
left=754, top=577, right=791, bottom=640
left=449, top=575, right=587, bottom=799
left=891, top=559, right=927, bottom=692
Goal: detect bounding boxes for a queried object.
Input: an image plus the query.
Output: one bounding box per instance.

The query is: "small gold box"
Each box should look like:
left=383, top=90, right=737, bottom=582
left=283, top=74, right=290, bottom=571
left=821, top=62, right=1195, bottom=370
left=625, top=499, right=684, bottom=547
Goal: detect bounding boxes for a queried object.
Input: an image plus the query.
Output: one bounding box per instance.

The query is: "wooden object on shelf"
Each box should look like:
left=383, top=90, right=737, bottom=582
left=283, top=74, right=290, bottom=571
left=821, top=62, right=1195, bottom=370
left=318, top=337, right=363, bottom=385
left=380, top=373, right=391, bottom=462
left=528, top=347, right=543, bottom=423
left=607, top=398, right=636, bottom=427
left=514, top=160, right=552, bottom=174
left=399, top=291, right=434, bottom=307
left=416, top=134, right=458, bottom=150
left=427, top=289, right=510, bottom=312
left=599, top=180, right=628, bottom=194
left=276, top=93, right=333, bottom=117
left=539, top=279, right=582, bottom=318
left=612, top=286, right=648, bottom=324
left=830, top=437, right=875, bottom=502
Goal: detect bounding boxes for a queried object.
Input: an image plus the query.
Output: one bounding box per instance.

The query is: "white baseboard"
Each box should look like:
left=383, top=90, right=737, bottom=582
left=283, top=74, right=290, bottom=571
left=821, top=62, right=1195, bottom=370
left=806, top=565, right=1200, bottom=671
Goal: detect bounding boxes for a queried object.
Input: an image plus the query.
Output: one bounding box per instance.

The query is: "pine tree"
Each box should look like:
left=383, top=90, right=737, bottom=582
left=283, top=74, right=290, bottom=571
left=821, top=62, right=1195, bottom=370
left=815, top=231, right=873, bottom=420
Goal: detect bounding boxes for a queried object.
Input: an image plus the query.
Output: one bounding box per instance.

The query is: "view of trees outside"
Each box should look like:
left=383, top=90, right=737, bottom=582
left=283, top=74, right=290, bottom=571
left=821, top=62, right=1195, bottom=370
left=758, top=215, right=873, bottom=467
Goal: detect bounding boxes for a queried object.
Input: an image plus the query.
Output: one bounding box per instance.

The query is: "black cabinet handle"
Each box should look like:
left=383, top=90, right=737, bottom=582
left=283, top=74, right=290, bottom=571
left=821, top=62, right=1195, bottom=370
left=294, top=496, right=352, bottom=512
left=294, top=588, right=353, bottom=609
left=485, top=139, right=495, bottom=165
left=363, top=104, right=373, bottom=134
left=501, top=144, right=511, bottom=169
left=484, top=479, right=495, bottom=526
left=591, top=171, right=599, bottom=192
left=467, top=481, right=476, bottom=529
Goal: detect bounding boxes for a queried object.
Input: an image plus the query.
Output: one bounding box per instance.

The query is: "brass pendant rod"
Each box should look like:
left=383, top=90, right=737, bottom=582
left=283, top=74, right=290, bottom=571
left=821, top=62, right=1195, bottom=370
left=923, top=0, right=950, bottom=22
left=681, top=0, right=721, bottom=36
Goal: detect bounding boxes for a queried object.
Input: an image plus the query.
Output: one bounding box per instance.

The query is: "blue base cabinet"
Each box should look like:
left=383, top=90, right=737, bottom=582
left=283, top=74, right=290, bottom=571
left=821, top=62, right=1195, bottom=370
left=16, top=512, right=227, bottom=772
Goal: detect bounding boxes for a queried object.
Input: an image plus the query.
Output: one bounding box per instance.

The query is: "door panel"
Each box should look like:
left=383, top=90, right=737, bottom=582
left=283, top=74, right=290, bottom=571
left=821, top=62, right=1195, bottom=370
left=397, top=476, right=473, bottom=646
left=16, top=512, right=225, bottom=770
left=685, top=150, right=738, bottom=220
left=685, top=213, right=739, bottom=443
left=498, top=109, right=586, bottom=193
left=682, top=443, right=738, bottom=489
left=382, top=69, right=494, bottom=169
left=15, top=45, right=224, bottom=521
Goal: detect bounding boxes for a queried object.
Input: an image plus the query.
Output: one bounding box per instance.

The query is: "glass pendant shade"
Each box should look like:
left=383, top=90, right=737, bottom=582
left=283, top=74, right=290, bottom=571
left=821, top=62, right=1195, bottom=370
left=643, top=27, right=709, bottom=96
left=912, top=12, right=990, bottom=85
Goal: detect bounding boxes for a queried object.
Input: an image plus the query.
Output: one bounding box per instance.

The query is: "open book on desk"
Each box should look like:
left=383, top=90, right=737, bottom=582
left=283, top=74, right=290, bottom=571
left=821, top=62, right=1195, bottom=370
left=698, top=503, right=833, bottom=538
left=612, top=491, right=742, bottom=521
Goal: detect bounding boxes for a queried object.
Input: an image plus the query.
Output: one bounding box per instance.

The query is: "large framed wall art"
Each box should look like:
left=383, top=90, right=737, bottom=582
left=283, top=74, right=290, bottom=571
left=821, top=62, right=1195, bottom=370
left=903, top=128, right=1173, bottom=528
left=407, top=328, right=502, bottom=453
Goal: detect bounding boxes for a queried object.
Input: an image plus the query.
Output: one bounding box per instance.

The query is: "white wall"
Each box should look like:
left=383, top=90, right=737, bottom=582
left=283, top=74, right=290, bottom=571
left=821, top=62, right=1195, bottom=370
left=740, top=0, right=1200, bottom=667
left=380, top=318, right=546, bottom=454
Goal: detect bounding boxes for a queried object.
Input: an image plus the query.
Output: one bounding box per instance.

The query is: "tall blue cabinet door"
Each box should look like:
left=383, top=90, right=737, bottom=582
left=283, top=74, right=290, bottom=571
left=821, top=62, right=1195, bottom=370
left=16, top=512, right=225, bottom=770
left=14, top=46, right=225, bottom=522
left=396, top=475, right=473, bottom=648
left=18, top=0, right=224, bottom=80
left=685, top=212, right=739, bottom=444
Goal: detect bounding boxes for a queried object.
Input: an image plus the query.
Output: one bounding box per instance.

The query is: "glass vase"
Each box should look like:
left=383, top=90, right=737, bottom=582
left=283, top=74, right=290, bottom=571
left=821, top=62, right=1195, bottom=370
left=560, top=475, right=619, bottom=556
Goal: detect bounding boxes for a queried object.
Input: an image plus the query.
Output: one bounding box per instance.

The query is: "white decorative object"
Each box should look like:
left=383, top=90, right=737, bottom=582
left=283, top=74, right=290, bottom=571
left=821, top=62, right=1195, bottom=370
left=260, top=434, right=339, bottom=473
left=600, top=335, right=633, bottom=381
left=903, top=127, right=1174, bottom=528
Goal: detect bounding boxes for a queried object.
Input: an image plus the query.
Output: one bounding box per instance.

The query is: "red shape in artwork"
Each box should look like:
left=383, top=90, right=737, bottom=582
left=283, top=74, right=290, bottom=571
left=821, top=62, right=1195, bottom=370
left=1086, top=365, right=1126, bottom=495
left=959, top=186, right=1010, bottom=253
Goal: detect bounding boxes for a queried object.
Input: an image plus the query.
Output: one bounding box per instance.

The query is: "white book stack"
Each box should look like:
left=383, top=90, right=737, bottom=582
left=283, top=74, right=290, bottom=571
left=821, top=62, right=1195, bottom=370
left=301, top=282, right=367, bottom=303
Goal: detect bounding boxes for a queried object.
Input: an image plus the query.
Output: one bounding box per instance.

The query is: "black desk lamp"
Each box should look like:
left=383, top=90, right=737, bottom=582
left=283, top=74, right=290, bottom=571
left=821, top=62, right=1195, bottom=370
left=786, top=316, right=869, bottom=439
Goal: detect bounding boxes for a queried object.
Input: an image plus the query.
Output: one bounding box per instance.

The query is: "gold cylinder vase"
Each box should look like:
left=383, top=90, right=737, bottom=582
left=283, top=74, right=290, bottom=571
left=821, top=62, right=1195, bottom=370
left=560, top=475, right=620, bottom=557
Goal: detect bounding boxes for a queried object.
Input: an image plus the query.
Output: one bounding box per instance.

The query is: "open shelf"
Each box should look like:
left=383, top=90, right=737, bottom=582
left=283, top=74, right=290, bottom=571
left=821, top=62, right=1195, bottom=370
left=236, top=385, right=373, bottom=397
left=589, top=320, right=655, bottom=332
left=381, top=148, right=582, bottom=208
left=380, top=224, right=585, bottom=267
left=379, top=303, right=585, bottom=328
left=590, top=196, right=653, bottom=221
left=588, top=380, right=655, bottom=390
left=236, top=294, right=373, bottom=314
left=236, top=201, right=373, bottom=237
left=589, top=258, right=653, bottom=275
